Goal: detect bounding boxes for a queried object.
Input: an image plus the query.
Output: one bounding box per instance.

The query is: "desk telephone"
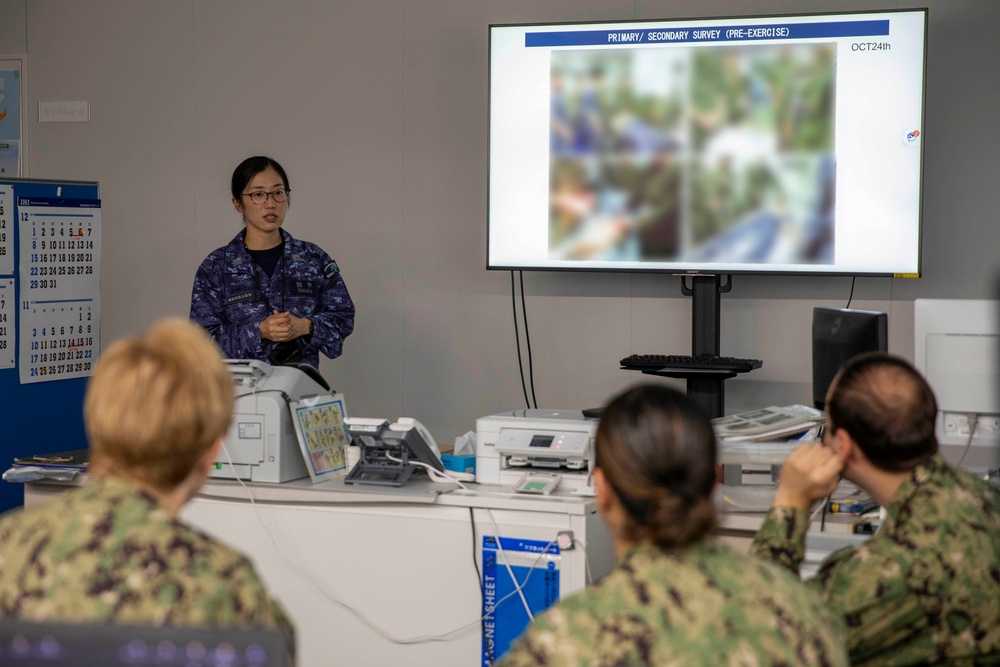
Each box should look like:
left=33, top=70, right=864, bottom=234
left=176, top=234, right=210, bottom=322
left=344, top=417, right=445, bottom=487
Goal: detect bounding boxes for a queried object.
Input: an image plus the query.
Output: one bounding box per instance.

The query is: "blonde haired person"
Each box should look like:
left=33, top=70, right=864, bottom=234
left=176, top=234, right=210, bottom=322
left=500, top=384, right=847, bottom=666
left=0, top=319, right=293, bottom=648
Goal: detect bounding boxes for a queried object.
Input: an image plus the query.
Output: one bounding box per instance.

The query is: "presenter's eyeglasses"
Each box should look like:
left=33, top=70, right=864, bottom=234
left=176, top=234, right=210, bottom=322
left=243, top=189, right=290, bottom=205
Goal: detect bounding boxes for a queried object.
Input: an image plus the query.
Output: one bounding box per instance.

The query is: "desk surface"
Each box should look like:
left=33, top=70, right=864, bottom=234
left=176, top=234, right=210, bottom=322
left=19, top=473, right=874, bottom=533
left=718, top=509, right=870, bottom=535
left=18, top=473, right=600, bottom=516
left=194, top=476, right=602, bottom=515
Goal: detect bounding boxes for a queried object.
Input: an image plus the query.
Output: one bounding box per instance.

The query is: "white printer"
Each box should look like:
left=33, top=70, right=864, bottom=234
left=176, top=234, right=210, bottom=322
left=476, top=410, right=598, bottom=490
left=212, top=360, right=329, bottom=483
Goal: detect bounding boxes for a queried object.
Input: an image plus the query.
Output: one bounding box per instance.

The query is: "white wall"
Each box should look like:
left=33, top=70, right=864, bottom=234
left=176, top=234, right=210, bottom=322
left=3, top=0, right=998, bottom=442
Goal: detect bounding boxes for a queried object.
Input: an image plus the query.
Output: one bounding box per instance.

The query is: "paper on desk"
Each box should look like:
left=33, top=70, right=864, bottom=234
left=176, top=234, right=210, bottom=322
left=3, top=466, right=80, bottom=483
left=713, top=405, right=824, bottom=442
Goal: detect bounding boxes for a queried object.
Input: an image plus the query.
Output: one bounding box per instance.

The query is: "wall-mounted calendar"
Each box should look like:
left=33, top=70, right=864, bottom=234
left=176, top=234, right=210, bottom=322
left=0, top=178, right=99, bottom=514
left=17, top=196, right=100, bottom=383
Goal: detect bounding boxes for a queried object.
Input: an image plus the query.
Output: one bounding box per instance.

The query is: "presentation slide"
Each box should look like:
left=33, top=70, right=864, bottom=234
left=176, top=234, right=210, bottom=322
left=488, top=10, right=927, bottom=275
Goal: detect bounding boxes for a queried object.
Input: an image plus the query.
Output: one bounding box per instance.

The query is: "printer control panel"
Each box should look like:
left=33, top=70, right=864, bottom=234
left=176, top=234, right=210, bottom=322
left=497, top=429, right=591, bottom=459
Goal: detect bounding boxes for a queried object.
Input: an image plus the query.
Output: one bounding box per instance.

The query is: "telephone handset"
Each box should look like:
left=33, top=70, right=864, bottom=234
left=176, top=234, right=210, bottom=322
left=389, top=417, right=442, bottom=463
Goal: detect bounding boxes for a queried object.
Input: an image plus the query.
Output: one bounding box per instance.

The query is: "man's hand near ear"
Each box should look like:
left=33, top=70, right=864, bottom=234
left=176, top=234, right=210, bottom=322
left=772, top=443, right=845, bottom=511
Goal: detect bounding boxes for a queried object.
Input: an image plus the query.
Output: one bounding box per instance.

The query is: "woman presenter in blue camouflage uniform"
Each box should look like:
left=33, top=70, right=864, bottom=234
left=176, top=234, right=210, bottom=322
left=499, top=384, right=849, bottom=667
left=190, top=156, right=354, bottom=368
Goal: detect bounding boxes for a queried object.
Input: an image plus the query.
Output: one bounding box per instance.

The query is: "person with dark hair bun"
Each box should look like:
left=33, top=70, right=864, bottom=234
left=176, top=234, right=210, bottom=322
left=190, top=156, right=354, bottom=368
left=752, top=352, right=1000, bottom=665
left=500, top=384, right=848, bottom=666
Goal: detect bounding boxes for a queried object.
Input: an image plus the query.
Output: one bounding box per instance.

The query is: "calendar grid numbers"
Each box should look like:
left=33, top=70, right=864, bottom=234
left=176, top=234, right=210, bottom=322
left=18, top=198, right=101, bottom=384
left=0, top=279, right=13, bottom=368
left=0, top=185, right=12, bottom=275
left=22, top=300, right=97, bottom=380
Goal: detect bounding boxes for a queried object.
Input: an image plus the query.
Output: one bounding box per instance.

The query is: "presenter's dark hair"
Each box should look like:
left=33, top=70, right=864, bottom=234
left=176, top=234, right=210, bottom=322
left=597, top=384, right=717, bottom=550
left=827, top=352, right=938, bottom=472
left=231, top=156, right=290, bottom=200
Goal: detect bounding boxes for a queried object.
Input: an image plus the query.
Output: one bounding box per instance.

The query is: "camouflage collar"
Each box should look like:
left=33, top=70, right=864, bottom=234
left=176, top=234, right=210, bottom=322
left=232, top=227, right=297, bottom=254
left=620, top=537, right=717, bottom=567
left=82, top=475, right=172, bottom=523
left=882, top=453, right=949, bottom=525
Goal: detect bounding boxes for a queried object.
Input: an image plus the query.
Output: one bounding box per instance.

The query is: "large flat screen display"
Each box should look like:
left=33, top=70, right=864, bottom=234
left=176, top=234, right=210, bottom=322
left=488, top=9, right=927, bottom=276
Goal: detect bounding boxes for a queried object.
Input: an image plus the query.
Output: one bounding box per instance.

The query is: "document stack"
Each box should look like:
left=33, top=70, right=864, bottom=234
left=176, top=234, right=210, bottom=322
left=713, top=406, right=825, bottom=511
left=713, top=405, right=825, bottom=443
left=714, top=405, right=825, bottom=469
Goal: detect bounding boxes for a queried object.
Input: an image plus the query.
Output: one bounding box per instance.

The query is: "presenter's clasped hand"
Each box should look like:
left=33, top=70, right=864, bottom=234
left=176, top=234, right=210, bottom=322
left=261, top=310, right=312, bottom=343
left=772, top=442, right=844, bottom=511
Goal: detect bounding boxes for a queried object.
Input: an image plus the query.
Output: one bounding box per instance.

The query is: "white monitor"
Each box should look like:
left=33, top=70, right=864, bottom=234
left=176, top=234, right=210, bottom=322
left=914, top=299, right=1000, bottom=469
left=488, top=9, right=927, bottom=276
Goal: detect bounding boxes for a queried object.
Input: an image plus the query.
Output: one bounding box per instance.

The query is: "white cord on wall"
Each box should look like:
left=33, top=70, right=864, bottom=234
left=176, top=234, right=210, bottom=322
left=957, top=412, right=979, bottom=467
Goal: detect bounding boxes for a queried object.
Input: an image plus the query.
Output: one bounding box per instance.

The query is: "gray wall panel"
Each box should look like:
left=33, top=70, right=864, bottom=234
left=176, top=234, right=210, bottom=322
left=7, top=0, right=997, bottom=442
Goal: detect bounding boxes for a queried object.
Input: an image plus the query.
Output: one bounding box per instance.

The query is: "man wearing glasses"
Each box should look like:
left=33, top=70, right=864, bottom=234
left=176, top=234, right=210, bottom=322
left=191, top=155, right=354, bottom=368
left=752, top=353, right=1000, bottom=665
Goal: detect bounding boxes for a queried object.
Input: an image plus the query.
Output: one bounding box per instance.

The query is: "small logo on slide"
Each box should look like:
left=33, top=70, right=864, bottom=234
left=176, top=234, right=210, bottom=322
left=905, top=129, right=920, bottom=142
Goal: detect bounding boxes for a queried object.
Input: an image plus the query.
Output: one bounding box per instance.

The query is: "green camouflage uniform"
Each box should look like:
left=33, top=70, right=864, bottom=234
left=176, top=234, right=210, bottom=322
left=0, top=476, right=294, bottom=647
left=752, top=454, right=1000, bottom=665
left=498, top=537, right=848, bottom=666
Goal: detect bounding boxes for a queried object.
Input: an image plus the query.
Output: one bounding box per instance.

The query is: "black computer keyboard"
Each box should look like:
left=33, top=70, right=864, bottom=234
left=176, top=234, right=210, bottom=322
left=620, top=353, right=763, bottom=373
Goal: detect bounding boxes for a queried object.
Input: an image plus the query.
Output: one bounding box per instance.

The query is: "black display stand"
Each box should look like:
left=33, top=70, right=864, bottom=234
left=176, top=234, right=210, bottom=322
left=622, top=274, right=757, bottom=419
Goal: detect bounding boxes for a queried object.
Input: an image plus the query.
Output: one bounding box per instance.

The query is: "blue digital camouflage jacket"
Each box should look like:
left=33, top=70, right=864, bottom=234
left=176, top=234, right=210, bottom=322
left=190, top=229, right=354, bottom=368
